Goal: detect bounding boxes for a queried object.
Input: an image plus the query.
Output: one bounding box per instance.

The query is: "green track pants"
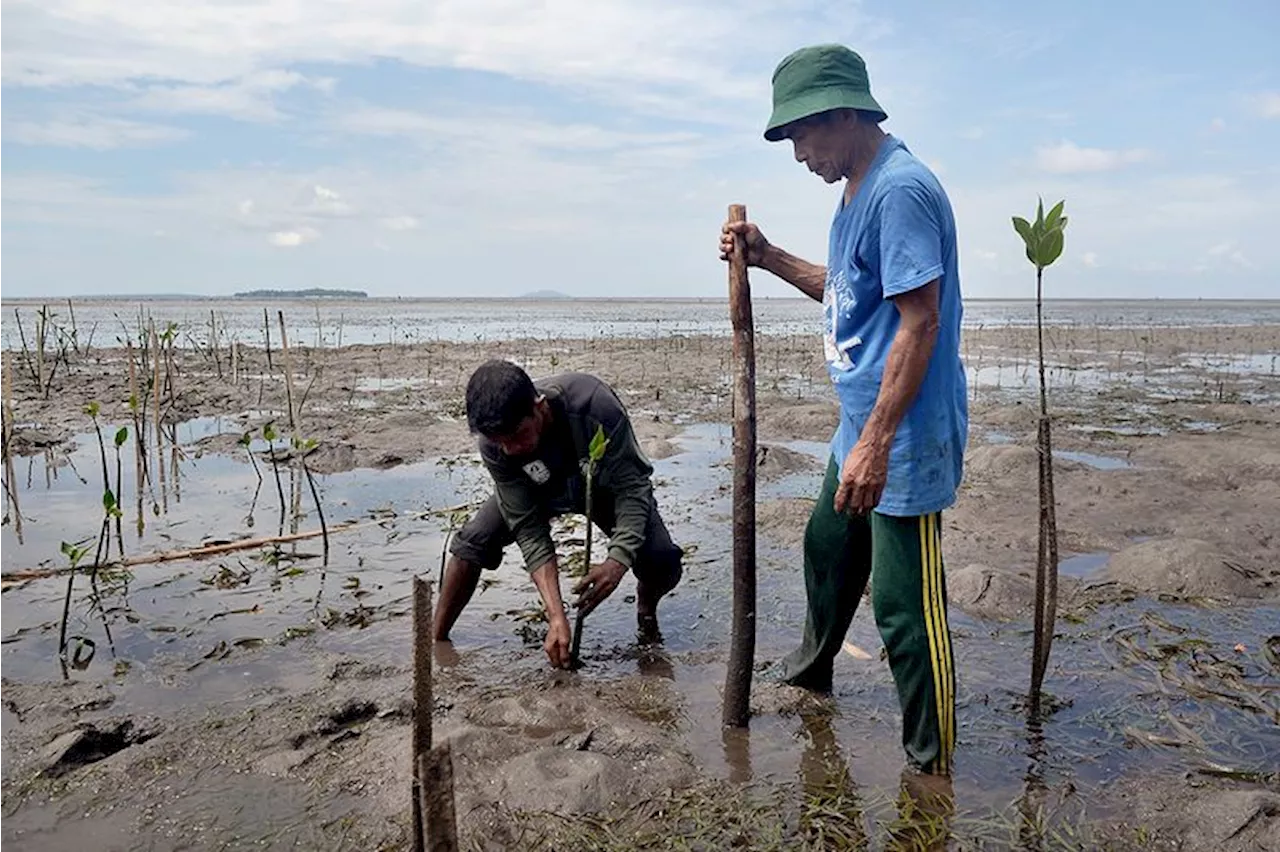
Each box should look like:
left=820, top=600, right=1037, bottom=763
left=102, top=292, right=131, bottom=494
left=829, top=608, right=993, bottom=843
left=778, top=457, right=957, bottom=776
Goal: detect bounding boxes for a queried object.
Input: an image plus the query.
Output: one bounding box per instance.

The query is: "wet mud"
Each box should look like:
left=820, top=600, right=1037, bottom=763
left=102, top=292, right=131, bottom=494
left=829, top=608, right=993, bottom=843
left=3, top=320, right=1279, bottom=849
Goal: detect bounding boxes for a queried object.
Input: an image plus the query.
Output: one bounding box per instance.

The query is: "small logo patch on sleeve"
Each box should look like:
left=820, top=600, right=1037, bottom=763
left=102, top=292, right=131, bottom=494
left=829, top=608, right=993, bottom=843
left=522, top=460, right=551, bottom=484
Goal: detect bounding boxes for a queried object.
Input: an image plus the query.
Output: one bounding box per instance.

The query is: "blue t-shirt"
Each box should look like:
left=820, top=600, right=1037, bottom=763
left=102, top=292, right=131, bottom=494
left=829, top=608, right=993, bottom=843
left=823, top=135, right=968, bottom=517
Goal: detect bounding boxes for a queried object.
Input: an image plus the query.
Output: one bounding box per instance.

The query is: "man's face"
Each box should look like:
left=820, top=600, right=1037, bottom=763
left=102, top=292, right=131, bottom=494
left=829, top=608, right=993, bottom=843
left=786, top=113, right=853, bottom=184
left=491, top=400, right=547, bottom=457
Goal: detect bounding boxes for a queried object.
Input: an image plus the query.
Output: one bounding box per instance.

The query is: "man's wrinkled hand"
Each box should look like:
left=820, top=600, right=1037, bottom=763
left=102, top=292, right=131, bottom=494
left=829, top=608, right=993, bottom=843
left=834, top=440, right=889, bottom=516
left=544, top=616, right=572, bottom=669
left=572, top=558, right=628, bottom=617
left=720, top=220, right=770, bottom=267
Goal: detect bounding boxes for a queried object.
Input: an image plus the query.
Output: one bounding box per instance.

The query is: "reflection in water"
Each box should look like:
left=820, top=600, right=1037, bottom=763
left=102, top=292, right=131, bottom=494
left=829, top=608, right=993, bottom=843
left=889, top=768, right=956, bottom=851
left=796, top=710, right=867, bottom=848
left=721, top=726, right=753, bottom=784
left=1018, top=720, right=1049, bottom=852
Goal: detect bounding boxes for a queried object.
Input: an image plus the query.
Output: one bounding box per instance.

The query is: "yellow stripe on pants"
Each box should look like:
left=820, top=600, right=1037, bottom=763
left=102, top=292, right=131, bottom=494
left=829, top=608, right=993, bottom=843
left=927, top=513, right=954, bottom=771
left=919, top=514, right=949, bottom=774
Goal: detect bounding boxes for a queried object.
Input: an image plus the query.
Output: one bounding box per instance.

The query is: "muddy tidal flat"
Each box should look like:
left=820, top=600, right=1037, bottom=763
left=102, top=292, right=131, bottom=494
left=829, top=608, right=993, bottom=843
left=2, top=298, right=1279, bottom=851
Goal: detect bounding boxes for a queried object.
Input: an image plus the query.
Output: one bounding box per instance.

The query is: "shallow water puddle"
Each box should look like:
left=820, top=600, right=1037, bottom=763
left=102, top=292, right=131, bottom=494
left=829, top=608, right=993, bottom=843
left=1055, top=449, right=1134, bottom=470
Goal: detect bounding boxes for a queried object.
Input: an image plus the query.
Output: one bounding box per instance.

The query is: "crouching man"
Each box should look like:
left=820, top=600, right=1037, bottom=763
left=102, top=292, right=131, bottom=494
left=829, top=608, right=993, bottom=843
left=433, top=359, right=684, bottom=668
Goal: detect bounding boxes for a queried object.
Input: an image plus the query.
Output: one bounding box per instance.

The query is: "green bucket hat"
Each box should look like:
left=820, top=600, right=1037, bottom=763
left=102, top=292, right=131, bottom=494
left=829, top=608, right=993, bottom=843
left=764, top=44, right=887, bottom=142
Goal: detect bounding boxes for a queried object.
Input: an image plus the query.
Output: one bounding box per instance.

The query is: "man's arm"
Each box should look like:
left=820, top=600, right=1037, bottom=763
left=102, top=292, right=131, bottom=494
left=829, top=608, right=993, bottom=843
left=862, top=281, right=940, bottom=449
left=593, top=393, right=654, bottom=570
left=761, top=244, right=827, bottom=303
left=485, top=458, right=573, bottom=666
left=721, top=221, right=826, bottom=302
left=834, top=281, right=940, bottom=514
left=572, top=387, right=656, bottom=616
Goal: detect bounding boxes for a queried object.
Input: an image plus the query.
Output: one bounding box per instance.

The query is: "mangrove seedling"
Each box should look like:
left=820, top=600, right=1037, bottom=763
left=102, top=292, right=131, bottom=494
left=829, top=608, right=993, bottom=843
left=240, top=430, right=263, bottom=527
left=292, top=435, right=329, bottom=560
left=112, top=426, right=127, bottom=558
left=1012, top=197, right=1067, bottom=718
left=263, top=422, right=287, bottom=536
left=57, top=540, right=92, bottom=667
left=570, top=423, right=609, bottom=668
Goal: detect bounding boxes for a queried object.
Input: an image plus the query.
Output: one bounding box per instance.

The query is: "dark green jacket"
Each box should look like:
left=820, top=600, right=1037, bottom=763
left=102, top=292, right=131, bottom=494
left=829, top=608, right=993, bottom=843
left=478, top=373, right=654, bottom=572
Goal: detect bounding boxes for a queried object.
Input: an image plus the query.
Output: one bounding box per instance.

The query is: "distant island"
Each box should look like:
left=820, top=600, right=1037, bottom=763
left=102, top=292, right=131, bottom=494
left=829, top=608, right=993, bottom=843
left=233, top=288, right=368, bottom=299
left=518, top=290, right=572, bottom=300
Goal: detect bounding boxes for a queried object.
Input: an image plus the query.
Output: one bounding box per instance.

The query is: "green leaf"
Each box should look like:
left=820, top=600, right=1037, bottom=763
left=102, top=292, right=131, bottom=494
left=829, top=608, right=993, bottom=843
left=238, top=431, right=252, bottom=447
left=85, top=401, right=101, bottom=418
left=1035, top=197, right=1045, bottom=228
left=61, top=541, right=77, bottom=559
left=588, top=424, right=609, bottom=463
left=263, top=423, right=277, bottom=442
left=103, top=489, right=118, bottom=513
left=1045, top=199, right=1066, bottom=230
left=1040, top=228, right=1065, bottom=267
left=114, top=427, right=129, bottom=448
left=1012, top=216, right=1034, bottom=246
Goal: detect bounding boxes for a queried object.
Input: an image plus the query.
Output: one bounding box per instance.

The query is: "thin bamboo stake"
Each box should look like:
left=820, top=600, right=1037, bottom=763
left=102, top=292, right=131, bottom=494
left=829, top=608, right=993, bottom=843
left=152, top=322, right=166, bottom=514
left=263, top=307, right=273, bottom=371
left=277, top=311, right=297, bottom=433
left=127, top=341, right=144, bottom=536
left=2, top=358, right=23, bottom=544
left=722, top=203, right=757, bottom=729
left=210, top=309, right=223, bottom=380
left=35, top=306, right=47, bottom=399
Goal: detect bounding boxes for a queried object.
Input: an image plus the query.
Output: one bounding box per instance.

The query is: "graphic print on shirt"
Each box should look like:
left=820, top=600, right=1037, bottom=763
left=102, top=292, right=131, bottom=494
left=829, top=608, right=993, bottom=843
left=823, top=266, right=862, bottom=372
left=522, top=460, right=551, bottom=485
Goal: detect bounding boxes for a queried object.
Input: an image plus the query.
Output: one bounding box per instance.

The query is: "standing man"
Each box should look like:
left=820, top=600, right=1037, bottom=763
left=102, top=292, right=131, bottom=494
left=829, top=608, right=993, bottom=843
left=719, top=44, right=967, bottom=778
left=433, top=359, right=684, bottom=669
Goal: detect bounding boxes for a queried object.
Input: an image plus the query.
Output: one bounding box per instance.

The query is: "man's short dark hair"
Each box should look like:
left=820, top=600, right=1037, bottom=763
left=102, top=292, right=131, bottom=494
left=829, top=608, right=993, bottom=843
left=465, top=359, right=538, bottom=436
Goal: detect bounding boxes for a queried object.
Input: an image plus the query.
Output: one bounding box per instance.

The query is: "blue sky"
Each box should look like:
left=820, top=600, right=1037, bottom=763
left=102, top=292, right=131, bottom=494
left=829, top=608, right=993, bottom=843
left=2, top=0, right=1278, bottom=299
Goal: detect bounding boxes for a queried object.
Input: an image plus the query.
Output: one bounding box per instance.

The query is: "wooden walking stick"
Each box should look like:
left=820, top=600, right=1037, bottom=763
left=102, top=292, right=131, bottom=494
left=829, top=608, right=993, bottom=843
left=722, top=203, right=757, bottom=729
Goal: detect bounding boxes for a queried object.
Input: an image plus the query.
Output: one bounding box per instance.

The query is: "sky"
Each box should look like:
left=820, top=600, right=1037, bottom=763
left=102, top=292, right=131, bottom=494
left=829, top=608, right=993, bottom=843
left=2, top=0, right=1278, bottom=300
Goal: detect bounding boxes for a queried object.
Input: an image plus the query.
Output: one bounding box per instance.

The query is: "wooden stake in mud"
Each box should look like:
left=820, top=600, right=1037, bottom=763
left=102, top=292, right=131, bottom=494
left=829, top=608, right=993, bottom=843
left=263, top=307, right=274, bottom=372
left=722, top=202, right=757, bottom=729
left=412, top=575, right=434, bottom=852
left=151, top=322, right=167, bottom=513
left=417, top=747, right=458, bottom=852
left=2, top=358, right=24, bottom=544
left=277, top=311, right=298, bottom=433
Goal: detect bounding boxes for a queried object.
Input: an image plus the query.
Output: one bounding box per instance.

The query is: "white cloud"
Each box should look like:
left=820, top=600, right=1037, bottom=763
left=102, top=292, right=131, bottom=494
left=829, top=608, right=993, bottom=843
left=1204, top=241, right=1255, bottom=270
left=1034, top=140, right=1150, bottom=174
left=270, top=227, right=320, bottom=248
left=380, top=216, right=420, bottom=231
left=1246, top=92, right=1280, bottom=119
left=0, top=0, right=897, bottom=123
left=340, top=106, right=709, bottom=154
left=4, top=114, right=187, bottom=149
left=1208, top=117, right=1226, bottom=132
left=1082, top=251, right=1099, bottom=268
left=128, top=70, right=328, bottom=122
left=238, top=199, right=256, bottom=217
left=309, top=185, right=351, bottom=216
